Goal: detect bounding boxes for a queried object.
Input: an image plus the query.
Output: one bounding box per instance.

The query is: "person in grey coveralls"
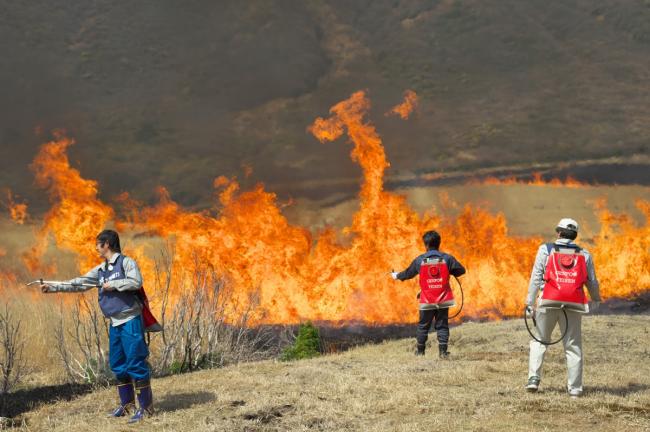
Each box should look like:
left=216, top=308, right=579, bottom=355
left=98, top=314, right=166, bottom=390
left=525, top=218, right=601, bottom=398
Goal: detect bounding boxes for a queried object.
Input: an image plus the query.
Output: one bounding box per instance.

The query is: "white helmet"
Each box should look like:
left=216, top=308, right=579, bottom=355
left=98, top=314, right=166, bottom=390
left=556, top=218, right=579, bottom=233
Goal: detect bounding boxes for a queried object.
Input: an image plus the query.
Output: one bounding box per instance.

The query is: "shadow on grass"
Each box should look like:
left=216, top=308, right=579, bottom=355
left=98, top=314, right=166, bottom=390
left=0, top=383, right=94, bottom=418
left=316, top=323, right=414, bottom=353
left=156, top=391, right=216, bottom=413
left=588, top=383, right=650, bottom=396
left=546, top=382, right=650, bottom=397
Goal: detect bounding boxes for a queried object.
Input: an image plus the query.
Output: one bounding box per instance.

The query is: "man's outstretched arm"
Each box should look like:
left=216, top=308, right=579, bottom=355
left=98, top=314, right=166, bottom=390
left=45, top=265, right=101, bottom=293
left=396, top=258, right=420, bottom=281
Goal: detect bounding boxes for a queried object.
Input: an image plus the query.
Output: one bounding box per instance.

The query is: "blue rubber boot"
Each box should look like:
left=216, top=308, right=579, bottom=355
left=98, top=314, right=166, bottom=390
left=109, top=378, right=134, bottom=417
left=128, top=379, right=154, bottom=423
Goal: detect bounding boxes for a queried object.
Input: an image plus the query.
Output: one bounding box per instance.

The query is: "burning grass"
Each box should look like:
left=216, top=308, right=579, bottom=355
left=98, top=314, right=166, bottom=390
left=0, top=270, right=280, bottom=400
left=0, top=89, right=649, bottom=428
left=4, top=90, right=649, bottom=327
left=469, top=172, right=587, bottom=187
left=17, top=314, right=650, bottom=431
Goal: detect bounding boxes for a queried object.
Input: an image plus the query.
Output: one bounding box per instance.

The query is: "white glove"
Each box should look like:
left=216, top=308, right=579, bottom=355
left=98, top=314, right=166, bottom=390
left=525, top=305, right=535, bottom=318
left=390, top=271, right=399, bottom=280
left=590, top=301, right=600, bottom=313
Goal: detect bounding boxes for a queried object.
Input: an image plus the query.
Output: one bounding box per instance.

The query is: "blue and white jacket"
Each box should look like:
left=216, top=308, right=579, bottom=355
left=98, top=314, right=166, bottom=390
left=49, top=252, right=143, bottom=326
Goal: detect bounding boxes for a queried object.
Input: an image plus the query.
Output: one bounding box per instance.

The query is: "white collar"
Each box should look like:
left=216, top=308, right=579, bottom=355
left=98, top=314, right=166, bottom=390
left=107, top=252, right=121, bottom=264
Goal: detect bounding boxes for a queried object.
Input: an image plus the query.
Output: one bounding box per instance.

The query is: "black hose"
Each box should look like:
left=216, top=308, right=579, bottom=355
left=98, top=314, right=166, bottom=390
left=448, top=276, right=464, bottom=319
left=524, top=305, right=568, bottom=345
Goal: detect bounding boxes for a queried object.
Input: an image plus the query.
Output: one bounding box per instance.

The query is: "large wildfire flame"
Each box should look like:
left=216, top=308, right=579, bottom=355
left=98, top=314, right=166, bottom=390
left=9, top=91, right=650, bottom=324
left=23, top=131, right=114, bottom=274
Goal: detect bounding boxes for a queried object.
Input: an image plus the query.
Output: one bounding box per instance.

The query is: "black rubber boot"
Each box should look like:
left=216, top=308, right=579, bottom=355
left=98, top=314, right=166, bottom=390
left=415, top=344, right=426, bottom=356
left=109, top=377, right=134, bottom=417
left=439, top=344, right=450, bottom=359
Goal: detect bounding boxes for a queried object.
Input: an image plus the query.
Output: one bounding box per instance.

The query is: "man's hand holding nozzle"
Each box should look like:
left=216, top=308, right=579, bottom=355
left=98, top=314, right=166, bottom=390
left=525, top=305, right=535, bottom=318
left=390, top=270, right=399, bottom=280
left=40, top=284, right=53, bottom=293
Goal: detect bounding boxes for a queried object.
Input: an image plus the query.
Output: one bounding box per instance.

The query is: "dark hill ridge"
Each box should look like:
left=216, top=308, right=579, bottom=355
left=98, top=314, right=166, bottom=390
left=1, top=0, right=649, bottom=211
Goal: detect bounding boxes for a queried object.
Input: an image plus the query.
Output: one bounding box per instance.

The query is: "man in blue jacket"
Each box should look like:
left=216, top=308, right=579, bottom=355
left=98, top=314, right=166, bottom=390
left=392, top=230, right=466, bottom=358
left=41, top=230, right=153, bottom=423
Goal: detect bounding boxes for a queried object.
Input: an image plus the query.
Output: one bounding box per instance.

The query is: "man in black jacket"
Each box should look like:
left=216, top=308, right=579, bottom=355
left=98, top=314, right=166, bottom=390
left=392, top=230, right=466, bottom=358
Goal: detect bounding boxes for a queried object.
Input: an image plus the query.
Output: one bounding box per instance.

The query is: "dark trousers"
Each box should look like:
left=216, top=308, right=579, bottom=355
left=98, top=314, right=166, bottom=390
left=417, top=308, right=449, bottom=346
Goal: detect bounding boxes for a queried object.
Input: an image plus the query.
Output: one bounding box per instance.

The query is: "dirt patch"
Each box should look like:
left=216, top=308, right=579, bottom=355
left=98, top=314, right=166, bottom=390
left=601, top=402, right=650, bottom=418
left=242, top=404, right=294, bottom=424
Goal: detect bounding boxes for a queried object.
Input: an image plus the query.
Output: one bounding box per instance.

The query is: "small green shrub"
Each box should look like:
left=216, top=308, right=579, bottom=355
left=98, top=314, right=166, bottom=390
left=169, top=360, right=187, bottom=375
left=81, top=358, right=111, bottom=386
left=280, top=322, right=321, bottom=361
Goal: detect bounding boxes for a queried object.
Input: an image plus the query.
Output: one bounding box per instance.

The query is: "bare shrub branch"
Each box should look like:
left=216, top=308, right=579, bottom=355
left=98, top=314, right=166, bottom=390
left=50, top=244, right=279, bottom=383
left=150, top=247, right=277, bottom=376
left=54, top=296, right=111, bottom=386
left=0, top=302, right=27, bottom=395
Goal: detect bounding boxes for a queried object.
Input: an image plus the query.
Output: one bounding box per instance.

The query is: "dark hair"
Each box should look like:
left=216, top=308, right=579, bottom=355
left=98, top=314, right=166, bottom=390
left=422, top=230, right=441, bottom=250
left=96, top=229, right=122, bottom=253
left=555, top=227, right=578, bottom=241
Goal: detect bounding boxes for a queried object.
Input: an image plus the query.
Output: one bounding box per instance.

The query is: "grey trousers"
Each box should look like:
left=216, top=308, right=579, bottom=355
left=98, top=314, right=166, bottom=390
left=528, top=307, right=583, bottom=393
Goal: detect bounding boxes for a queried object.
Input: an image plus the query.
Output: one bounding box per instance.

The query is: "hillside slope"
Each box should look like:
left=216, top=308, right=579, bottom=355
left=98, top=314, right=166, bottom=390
left=1, top=0, right=649, bottom=209
left=21, top=315, right=650, bottom=431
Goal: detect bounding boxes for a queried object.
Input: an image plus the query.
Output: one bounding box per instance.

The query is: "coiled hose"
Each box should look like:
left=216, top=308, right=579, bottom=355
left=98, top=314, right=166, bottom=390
left=523, top=305, right=568, bottom=345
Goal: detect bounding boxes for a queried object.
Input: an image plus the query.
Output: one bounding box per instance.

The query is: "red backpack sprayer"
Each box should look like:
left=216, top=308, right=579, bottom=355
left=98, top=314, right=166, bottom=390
left=418, top=257, right=464, bottom=319
left=524, top=243, right=589, bottom=345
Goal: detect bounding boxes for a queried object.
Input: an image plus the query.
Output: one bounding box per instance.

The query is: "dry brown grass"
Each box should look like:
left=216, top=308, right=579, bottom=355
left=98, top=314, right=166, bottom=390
left=0, top=295, right=69, bottom=386
left=284, top=184, right=649, bottom=238
left=1, top=184, right=648, bottom=429
left=17, top=314, right=650, bottom=431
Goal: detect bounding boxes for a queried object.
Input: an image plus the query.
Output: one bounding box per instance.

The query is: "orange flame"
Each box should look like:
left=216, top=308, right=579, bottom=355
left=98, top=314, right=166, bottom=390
left=476, top=172, right=587, bottom=187
left=591, top=199, right=650, bottom=299
left=24, top=131, right=114, bottom=273
left=2, top=189, right=29, bottom=224
left=0, top=247, right=19, bottom=288
left=387, top=89, right=418, bottom=119
left=17, top=92, right=650, bottom=325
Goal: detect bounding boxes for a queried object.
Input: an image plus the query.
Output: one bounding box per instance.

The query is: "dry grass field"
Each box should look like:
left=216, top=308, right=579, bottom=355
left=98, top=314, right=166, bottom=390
left=286, top=183, right=649, bottom=237
left=14, top=314, right=650, bottom=431
left=1, top=182, right=648, bottom=430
